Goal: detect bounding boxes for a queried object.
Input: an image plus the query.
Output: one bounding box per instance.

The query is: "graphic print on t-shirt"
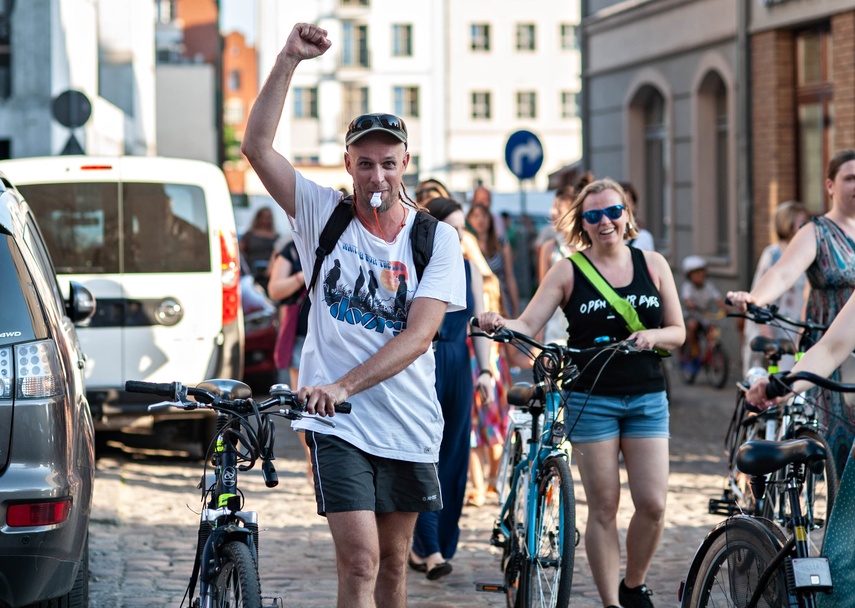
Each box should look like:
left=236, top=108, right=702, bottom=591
left=321, top=245, right=414, bottom=336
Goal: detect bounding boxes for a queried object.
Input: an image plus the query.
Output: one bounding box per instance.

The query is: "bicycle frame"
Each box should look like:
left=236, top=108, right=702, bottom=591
left=497, top=390, right=568, bottom=564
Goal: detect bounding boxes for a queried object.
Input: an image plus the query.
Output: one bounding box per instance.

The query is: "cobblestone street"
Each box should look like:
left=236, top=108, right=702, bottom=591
left=89, top=373, right=736, bottom=607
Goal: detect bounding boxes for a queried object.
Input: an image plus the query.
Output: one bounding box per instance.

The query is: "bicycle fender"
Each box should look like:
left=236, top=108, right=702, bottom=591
left=200, top=524, right=255, bottom=583
left=678, top=515, right=784, bottom=607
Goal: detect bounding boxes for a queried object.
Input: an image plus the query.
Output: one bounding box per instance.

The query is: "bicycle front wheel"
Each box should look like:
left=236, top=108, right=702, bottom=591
left=521, top=456, right=575, bottom=608
left=686, top=522, right=787, bottom=608
left=209, top=541, right=262, bottom=608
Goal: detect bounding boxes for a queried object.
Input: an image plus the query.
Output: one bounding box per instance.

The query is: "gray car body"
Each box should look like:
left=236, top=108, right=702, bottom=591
left=0, top=173, right=95, bottom=607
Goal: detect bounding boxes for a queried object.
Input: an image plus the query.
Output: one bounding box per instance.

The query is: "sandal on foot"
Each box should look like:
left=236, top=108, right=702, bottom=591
left=426, top=561, right=453, bottom=580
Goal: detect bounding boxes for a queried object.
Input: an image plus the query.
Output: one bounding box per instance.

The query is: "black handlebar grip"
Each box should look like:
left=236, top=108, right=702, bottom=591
left=765, top=373, right=790, bottom=399
left=125, top=380, right=175, bottom=397
left=469, top=316, right=480, bottom=328
left=335, top=402, right=352, bottom=414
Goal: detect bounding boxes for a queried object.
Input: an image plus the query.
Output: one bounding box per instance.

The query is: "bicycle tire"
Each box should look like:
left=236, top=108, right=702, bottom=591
left=761, top=427, right=839, bottom=549
left=208, top=541, right=262, bottom=608
left=520, top=456, right=575, bottom=608
left=498, top=420, right=528, bottom=506
left=685, top=522, right=788, bottom=608
left=707, top=345, right=729, bottom=389
left=728, top=399, right=766, bottom=514
left=505, top=466, right=529, bottom=608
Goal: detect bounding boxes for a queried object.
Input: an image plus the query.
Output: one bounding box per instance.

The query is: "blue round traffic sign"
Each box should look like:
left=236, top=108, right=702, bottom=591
left=504, top=130, right=544, bottom=180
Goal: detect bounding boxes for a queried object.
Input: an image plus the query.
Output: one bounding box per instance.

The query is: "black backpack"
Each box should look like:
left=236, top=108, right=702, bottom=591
left=306, top=194, right=438, bottom=298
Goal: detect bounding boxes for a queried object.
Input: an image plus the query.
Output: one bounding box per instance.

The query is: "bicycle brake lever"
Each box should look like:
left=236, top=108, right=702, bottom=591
left=301, top=414, right=336, bottom=428
left=148, top=400, right=184, bottom=412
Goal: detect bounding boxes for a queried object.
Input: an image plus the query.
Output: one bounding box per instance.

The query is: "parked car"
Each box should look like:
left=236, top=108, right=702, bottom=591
left=241, top=256, right=278, bottom=391
left=0, top=156, right=244, bottom=441
left=0, top=170, right=96, bottom=606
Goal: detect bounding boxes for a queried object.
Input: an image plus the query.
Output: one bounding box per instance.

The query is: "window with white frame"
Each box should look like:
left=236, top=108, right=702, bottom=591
left=560, top=23, right=577, bottom=50
left=470, top=24, right=490, bottom=51
left=516, top=23, right=536, bottom=51
left=471, top=91, right=492, bottom=119
left=293, top=87, right=318, bottom=119
left=393, top=86, right=419, bottom=117
left=342, top=22, right=370, bottom=68
left=343, top=85, right=369, bottom=122
left=392, top=24, right=412, bottom=57
left=561, top=91, right=579, bottom=118
left=516, top=91, right=537, bottom=118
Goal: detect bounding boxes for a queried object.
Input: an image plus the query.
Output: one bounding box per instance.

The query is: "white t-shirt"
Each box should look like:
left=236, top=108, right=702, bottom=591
left=288, top=173, right=466, bottom=462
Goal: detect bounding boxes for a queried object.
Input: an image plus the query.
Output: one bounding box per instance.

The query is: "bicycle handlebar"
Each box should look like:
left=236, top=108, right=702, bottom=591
left=125, top=380, right=352, bottom=416
left=468, top=316, right=649, bottom=357
left=766, top=370, right=855, bottom=399
left=725, top=298, right=827, bottom=333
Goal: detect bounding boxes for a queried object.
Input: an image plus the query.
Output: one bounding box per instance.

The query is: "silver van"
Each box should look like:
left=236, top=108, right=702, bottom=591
left=0, top=156, right=244, bottom=439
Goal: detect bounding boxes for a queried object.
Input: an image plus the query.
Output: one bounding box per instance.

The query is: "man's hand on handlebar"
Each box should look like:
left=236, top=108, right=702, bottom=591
left=298, top=383, right=349, bottom=417
left=744, top=373, right=792, bottom=411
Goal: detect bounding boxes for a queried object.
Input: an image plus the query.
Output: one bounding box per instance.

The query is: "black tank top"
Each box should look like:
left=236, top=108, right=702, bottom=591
left=563, top=246, right=666, bottom=395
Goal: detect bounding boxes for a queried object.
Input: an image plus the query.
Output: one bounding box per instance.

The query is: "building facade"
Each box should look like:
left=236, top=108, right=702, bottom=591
left=0, top=0, right=156, bottom=159
left=249, top=0, right=582, bottom=197
left=581, top=0, right=855, bottom=293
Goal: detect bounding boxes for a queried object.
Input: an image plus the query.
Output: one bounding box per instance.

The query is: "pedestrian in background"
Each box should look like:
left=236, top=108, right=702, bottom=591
left=741, top=200, right=809, bottom=375
left=409, top=197, right=494, bottom=580
left=240, top=206, right=280, bottom=290
left=620, top=181, right=655, bottom=251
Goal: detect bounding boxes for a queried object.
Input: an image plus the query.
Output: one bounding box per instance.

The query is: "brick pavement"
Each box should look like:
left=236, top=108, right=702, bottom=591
left=88, top=373, right=737, bottom=607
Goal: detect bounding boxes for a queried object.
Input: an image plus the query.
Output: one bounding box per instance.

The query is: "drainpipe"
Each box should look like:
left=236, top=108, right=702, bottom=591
left=737, top=0, right=753, bottom=287
left=580, top=0, right=590, bottom=174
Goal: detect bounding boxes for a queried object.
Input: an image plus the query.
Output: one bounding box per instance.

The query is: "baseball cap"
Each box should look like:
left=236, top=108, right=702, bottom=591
left=345, top=113, right=408, bottom=147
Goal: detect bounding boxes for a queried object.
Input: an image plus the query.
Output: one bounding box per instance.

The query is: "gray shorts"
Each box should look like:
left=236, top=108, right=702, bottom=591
left=306, top=431, right=443, bottom=516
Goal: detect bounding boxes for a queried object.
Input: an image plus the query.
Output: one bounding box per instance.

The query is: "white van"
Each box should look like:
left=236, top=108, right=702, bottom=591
left=0, top=156, right=244, bottom=437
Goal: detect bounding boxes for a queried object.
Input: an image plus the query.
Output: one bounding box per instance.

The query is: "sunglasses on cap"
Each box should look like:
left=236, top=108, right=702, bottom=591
left=345, top=113, right=408, bottom=146
left=581, top=205, right=624, bottom=225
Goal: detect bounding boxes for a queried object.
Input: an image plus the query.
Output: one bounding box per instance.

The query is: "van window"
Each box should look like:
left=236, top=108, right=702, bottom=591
left=123, top=183, right=210, bottom=273
left=17, top=182, right=120, bottom=274
left=18, top=182, right=211, bottom=274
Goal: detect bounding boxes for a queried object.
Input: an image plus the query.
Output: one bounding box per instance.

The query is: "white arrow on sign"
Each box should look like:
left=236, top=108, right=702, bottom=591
left=510, top=138, right=542, bottom=178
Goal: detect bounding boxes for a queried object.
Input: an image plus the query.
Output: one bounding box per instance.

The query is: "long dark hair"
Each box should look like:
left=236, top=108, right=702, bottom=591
left=466, top=203, right=500, bottom=256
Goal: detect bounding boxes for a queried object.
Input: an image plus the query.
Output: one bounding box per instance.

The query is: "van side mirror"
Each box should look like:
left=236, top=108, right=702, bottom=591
left=66, top=281, right=96, bottom=325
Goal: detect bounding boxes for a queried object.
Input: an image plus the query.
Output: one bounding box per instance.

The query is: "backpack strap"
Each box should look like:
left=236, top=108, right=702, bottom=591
left=306, top=195, right=355, bottom=295
left=306, top=198, right=437, bottom=295
left=569, top=252, right=669, bottom=357
left=410, top=210, right=437, bottom=282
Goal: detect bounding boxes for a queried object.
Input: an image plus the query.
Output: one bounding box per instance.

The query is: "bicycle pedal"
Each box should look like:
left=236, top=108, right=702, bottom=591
left=262, top=597, right=285, bottom=608
left=708, top=497, right=739, bottom=516
left=475, top=582, right=508, bottom=593
left=490, top=532, right=507, bottom=549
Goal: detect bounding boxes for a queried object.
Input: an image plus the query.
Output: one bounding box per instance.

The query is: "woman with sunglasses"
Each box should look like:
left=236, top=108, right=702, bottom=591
left=478, top=178, right=684, bottom=608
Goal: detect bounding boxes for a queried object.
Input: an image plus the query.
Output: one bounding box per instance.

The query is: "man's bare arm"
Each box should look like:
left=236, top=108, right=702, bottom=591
left=241, top=23, right=331, bottom=217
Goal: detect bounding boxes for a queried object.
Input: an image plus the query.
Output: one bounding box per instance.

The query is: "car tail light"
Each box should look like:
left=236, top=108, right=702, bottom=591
left=0, top=346, right=12, bottom=398
left=14, top=340, right=63, bottom=398
left=7, top=500, right=72, bottom=527
left=219, top=230, right=240, bottom=326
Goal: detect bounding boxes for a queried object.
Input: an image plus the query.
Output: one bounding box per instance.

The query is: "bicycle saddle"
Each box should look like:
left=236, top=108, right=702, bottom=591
left=749, top=335, right=796, bottom=356
left=736, top=437, right=827, bottom=477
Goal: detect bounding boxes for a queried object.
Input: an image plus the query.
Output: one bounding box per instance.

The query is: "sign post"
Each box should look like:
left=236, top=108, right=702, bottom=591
left=504, top=129, right=544, bottom=216
left=504, top=130, right=544, bottom=302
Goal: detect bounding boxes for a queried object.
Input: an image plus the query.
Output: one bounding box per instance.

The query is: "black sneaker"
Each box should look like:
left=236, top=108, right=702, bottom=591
left=619, top=579, right=655, bottom=608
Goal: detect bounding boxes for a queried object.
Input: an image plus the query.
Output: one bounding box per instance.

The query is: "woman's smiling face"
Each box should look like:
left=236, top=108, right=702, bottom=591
left=581, top=189, right=626, bottom=247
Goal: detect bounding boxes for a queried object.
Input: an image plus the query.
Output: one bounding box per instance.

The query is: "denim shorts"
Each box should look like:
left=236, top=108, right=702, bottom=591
left=564, top=390, right=670, bottom=443
left=306, top=431, right=442, bottom=516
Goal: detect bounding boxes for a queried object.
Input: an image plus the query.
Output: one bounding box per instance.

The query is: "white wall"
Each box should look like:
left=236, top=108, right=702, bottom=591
left=155, top=63, right=217, bottom=163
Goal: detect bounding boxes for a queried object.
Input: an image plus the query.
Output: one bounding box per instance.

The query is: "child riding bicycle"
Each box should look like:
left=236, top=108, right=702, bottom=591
left=680, top=255, right=727, bottom=373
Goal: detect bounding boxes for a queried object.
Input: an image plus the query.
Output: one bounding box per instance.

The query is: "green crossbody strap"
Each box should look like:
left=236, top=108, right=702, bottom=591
left=569, top=252, right=669, bottom=357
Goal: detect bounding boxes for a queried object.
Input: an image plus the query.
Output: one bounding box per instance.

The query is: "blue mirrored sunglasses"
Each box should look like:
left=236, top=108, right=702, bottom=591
left=582, top=205, right=624, bottom=225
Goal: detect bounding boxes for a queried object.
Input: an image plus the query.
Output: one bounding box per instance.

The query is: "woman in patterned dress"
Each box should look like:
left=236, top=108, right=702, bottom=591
left=728, top=149, right=855, bottom=474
